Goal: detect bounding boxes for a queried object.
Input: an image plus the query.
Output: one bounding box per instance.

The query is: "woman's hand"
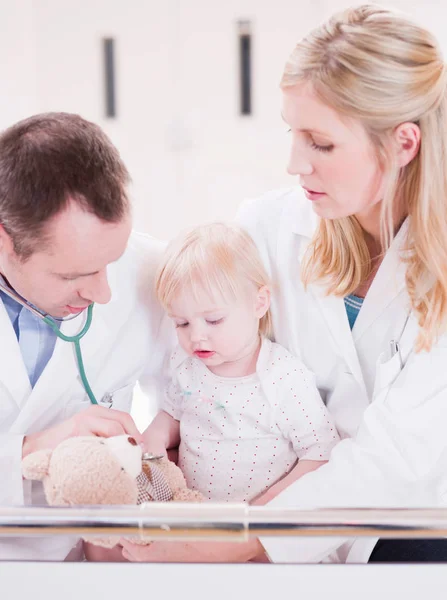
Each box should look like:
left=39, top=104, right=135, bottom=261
left=120, top=538, right=265, bottom=563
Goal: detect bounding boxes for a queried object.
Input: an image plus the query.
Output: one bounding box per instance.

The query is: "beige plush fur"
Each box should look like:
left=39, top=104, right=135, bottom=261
left=22, top=435, right=203, bottom=547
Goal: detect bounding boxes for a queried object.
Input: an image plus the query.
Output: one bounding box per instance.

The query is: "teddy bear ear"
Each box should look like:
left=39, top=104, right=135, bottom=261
left=22, top=449, right=52, bottom=481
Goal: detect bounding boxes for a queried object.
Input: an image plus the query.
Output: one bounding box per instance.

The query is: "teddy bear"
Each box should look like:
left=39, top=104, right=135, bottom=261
left=21, top=434, right=203, bottom=547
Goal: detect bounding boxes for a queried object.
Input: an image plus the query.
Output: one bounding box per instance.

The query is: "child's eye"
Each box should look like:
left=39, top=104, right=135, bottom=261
left=207, top=318, right=224, bottom=325
left=175, top=322, right=189, bottom=328
left=60, top=276, right=79, bottom=281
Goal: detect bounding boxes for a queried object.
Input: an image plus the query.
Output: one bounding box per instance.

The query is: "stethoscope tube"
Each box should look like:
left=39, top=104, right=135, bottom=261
left=0, top=280, right=98, bottom=405
left=43, top=305, right=98, bottom=405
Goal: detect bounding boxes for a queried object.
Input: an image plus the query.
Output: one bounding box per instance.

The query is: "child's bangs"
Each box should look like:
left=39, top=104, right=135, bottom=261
left=184, top=243, right=243, bottom=305
left=161, top=242, right=245, bottom=308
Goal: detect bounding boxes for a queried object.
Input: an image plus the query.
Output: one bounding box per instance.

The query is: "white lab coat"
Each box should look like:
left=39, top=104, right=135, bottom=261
left=237, top=188, right=447, bottom=563
left=0, top=231, right=174, bottom=561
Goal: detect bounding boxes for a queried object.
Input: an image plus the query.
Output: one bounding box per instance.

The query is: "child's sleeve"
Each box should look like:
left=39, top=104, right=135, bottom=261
left=159, top=348, right=187, bottom=421
left=275, top=361, right=340, bottom=461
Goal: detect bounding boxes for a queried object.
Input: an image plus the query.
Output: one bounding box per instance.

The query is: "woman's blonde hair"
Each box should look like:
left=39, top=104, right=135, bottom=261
left=282, top=4, right=447, bottom=351
left=156, top=223, right=273, bottom=338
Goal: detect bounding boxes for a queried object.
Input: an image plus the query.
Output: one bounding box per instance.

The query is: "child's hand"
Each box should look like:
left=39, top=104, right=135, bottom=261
left=167, top=447, right=178, bottom=464
left=142, top=410, right=180, bottom=461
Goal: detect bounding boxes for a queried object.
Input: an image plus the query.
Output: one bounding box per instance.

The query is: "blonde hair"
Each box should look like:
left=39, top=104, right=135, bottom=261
left=282, top=4, right=447, bottom=351
left=156, top=223, right=273, bottom=338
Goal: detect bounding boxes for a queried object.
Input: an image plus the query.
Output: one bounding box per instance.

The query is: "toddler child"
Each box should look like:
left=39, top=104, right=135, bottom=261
left=144, top=223, right=340, bottom=503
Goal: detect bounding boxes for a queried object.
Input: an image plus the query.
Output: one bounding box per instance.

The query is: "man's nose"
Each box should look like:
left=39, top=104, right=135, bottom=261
left=79, top=270, right=112, bottom=305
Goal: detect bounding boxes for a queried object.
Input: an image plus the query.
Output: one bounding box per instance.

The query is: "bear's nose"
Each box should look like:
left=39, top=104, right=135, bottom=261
left=127, top=436, right=138, bottom=446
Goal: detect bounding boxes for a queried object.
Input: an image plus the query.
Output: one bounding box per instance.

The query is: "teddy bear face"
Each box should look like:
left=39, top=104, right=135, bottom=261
left=26, top=436, right=142, bottom=506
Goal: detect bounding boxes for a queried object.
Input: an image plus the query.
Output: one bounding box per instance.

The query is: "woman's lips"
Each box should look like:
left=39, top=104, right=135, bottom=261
left=302, top=187, right=326, bottom=201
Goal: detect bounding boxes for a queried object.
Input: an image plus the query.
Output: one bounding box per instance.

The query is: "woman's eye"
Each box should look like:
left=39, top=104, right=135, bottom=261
left=310, top=140, right=334, bottom=153
left=207, top=318, right=224, bottom=325
left=175, top=322, right=189, bottom=328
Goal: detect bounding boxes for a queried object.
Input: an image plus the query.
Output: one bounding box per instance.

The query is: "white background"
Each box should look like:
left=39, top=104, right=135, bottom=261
left=2, top=0, right=447, bottom=242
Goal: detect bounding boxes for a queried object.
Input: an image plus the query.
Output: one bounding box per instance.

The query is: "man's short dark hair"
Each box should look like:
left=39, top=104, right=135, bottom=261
left=0, top=112, right=130, bottom=259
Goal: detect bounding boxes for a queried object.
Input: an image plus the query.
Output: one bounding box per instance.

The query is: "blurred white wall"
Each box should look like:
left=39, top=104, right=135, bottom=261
left=30, top=0, right=322, bottom=239
left=1, top=0, right=447, bottom=240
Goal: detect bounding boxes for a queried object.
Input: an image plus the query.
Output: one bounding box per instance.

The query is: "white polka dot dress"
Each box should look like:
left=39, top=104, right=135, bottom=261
left=162, top=338, right=340, bottom=502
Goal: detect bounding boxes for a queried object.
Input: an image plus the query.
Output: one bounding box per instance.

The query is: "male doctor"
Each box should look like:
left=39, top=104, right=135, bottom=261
left=0, top=112, right=172, bottom=560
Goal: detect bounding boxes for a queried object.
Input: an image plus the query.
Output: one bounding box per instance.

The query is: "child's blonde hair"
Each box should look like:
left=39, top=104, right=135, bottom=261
left=156, top=222, right=273, bottom=338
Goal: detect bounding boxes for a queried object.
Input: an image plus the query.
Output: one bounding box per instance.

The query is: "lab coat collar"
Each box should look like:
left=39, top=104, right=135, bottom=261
left=310, top=281, right=367, bottom=396
left=9, top=255, right=127, bottom=433
left=309, top=217, right=409, bottom=396
left=285, top=188, right=320, bottom=238
left=9, top=304, right=110, bottom=433
left=352, top=219, right=409, bottom=342
left=286, top=188, right=410, bottom=397
left=0, top=297, right=32, bottom=411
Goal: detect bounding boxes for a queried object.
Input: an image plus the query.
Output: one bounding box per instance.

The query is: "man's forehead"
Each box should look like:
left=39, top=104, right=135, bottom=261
left=31, top=218, right=131, bottom=275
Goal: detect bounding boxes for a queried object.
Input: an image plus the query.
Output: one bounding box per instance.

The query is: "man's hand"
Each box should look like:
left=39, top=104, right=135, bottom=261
left=22, top=405, right=144, bottom=458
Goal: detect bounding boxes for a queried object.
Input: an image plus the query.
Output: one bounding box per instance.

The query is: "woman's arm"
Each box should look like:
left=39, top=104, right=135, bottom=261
left=84, top=541, right=128, bottom=562
left=257, top=344, right=447, bottom=564
left=120, top=537, right=265, bottom=563
left=251, top=459, right=326, bottom=506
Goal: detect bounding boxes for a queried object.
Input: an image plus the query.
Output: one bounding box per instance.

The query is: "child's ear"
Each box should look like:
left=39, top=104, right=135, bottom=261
left=255, top=286, right=271, bottom=319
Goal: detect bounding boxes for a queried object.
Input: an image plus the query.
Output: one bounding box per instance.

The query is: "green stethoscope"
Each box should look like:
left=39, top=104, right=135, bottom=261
left=0, top=280, right=98, bottom=405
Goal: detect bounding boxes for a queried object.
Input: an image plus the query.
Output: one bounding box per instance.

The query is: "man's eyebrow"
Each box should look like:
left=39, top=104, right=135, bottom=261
left=54, top=247, right=128, bottom=279
left=56, top=270, right=100, bottom=278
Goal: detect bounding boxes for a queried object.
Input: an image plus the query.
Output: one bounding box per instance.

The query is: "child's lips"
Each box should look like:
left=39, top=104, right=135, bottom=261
left=194, top=350, right=216, bottom=359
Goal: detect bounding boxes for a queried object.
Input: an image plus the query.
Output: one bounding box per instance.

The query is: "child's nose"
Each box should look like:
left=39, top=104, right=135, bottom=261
left=190, top=324, right=207, bottom=343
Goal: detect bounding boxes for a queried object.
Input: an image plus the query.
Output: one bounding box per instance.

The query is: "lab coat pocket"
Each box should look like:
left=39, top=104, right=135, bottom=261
left=104, top=382, right=135, bottom=413
left=64, top=382, right=135, bottom=419
left=373, top=350, right=403, bottom=399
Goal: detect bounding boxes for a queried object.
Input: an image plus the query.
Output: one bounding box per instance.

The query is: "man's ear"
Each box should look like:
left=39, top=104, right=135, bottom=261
left=0, top=224, right=7, bottom=252
left=255, top=285, right=271, bottom=319
left=393, top=122, right=421, bottom=168
left=0, top=224, right=14, bottom=254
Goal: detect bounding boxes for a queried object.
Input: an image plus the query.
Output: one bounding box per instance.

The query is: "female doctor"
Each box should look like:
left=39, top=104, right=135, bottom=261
left=121, top=4, right=447, bottom=563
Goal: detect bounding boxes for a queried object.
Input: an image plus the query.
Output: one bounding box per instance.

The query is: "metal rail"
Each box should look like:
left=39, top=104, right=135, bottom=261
left=1, top=504, right=447, bottom=540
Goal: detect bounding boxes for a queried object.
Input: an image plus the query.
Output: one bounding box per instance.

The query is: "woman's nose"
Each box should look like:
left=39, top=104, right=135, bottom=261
left=287, top=142, right=314, bottom=176
left=287, top=155, right=313, bottom=176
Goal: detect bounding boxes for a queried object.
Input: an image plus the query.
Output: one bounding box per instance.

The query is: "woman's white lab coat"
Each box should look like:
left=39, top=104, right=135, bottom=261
left=0, top=231, right=173, bottom=561
left=237, top=188, right=447, bottom=563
